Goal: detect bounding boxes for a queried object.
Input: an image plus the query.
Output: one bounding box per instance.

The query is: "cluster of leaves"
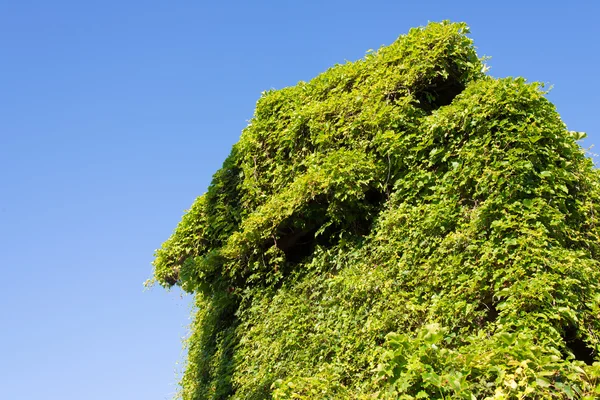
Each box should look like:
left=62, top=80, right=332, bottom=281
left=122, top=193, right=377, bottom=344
left=378, top=324, right=600, bottom=399
left=152, top=21, right=600, bottom=399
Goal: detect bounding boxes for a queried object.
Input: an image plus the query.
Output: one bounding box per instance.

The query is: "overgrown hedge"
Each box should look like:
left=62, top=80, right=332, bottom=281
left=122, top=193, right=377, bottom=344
left=151, top=21, right=600, bottom=399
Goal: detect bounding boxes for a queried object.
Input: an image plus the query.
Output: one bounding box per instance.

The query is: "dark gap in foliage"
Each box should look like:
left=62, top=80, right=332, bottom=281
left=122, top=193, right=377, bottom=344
left=477, top=300, right=499, bottom=325
left=274, top=200, right=328, bottom=266
left=486, top=303, right=499, bottom=323
left=277, top=223, right=342, bottom=267
left=413, top=74, right=465, bottom=112
left=277, top=226, right=319, bottom=264
left=484, top=304, right=499, bottom=324
left=353, top=195, right=386, bottom=237
left=275, top=188, right=387, bottom=266
left=365, top=187, right=387, bottom=208
left=562, top=325, right=596, bottom=365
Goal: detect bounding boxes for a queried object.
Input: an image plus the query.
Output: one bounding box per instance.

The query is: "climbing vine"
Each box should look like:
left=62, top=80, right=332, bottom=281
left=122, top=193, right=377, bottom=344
left=152, top=21, right=600, bottom=399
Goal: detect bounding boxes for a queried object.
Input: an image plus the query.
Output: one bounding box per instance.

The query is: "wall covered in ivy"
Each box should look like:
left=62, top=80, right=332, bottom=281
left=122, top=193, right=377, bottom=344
left=152, top=22, right=600, bottom=399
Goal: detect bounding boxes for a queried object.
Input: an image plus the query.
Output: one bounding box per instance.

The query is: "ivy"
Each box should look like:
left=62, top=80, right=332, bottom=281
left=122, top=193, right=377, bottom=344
left=152, top=21, right=600, bottom=399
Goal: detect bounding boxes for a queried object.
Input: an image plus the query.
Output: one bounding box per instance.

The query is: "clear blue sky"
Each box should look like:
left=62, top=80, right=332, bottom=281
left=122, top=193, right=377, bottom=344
left=0, top=1, right=598, bottom=399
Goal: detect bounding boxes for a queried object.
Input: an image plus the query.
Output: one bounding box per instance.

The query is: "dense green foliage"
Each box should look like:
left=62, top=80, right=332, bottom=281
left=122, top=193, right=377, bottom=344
left=152, top=22, right=600, bottom=399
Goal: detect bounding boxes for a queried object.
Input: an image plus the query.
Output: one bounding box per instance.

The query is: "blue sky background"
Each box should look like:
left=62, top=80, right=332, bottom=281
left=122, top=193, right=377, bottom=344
left=0, top=1, right=598, bottom=399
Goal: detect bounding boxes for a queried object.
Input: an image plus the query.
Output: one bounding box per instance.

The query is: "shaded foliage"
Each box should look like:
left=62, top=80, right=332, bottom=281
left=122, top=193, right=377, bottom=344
left=152, top=21, right=600, bottom=399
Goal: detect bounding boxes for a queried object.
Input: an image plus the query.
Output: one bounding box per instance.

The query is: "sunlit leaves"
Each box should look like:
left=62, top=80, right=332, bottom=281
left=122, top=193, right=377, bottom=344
left=152, top=21, right=600, bottom=399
